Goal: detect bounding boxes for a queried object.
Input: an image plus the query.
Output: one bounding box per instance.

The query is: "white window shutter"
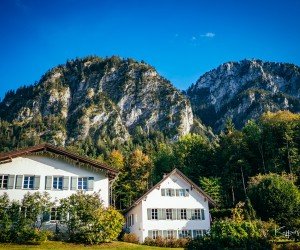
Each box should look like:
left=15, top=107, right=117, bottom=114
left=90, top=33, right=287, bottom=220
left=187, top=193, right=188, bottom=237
left=45, top=176, right=52, bottom=190
left=7, top=175, right=15, bottom=189
left=63, top=176, right=69, bottom=190
left=34, top=175, right=41, bottom=190
left=15, top=175, right=23, bottom=189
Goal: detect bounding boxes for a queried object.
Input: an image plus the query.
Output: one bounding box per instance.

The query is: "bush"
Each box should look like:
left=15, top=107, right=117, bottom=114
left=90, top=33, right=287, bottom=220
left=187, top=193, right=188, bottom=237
left=123, top=233, right=139, bottom=244
left=60, top=191, right=124, bottom=244
left=143, top=236, right=189, bottom=248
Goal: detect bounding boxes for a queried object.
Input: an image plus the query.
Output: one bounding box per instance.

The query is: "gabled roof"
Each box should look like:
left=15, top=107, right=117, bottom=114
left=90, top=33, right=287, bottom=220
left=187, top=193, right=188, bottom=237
left=0, top=143, right=118, bottom=180
left=124, top=168, right=217, bottom=214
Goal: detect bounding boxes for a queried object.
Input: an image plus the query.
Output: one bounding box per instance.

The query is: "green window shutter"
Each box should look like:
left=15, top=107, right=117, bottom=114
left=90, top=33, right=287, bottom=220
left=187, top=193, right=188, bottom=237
left=188, top=230, right=192, bottom=238
left=63, top=176, right=69, bottom=190
left=162, top=209, right=166, bottom=220
left=87, top=177, right=94, bottom=191
left=185, top=189, right=189, bottom=196
left=163, top=230, right=167, bottom=238
left=201, top=209, right=205, bottom=220
left=147, top=208, right=151, bottom=220
left=7, top=175, right=15, bottom=189
left=158, top=208, right=162, bottom=220
left=71, top=176, right=77, bottom=190
left=172, top=209, right=177, bottom=220
left=34, top=175, right=40, bottom=190
left=187, top=209, right=192, bottom=220
left=15, top=175, right=23, bottom=189
left=176, top=189, right=179, bottom=196
left=148, top=230, right=153, bottom=239
left=45, top=176, right=52, bottom=190
left=161, top=188, right=165, bottom=196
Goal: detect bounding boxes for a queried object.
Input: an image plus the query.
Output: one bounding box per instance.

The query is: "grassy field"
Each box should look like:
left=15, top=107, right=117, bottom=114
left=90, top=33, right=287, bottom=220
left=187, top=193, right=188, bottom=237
left=0, top=241, right=184, bottom=250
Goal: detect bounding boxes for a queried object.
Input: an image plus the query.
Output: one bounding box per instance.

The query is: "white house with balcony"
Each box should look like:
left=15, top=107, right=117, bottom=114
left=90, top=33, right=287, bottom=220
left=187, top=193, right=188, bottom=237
left=0, top=143, right=118, bottom=209
left=123, top=168, right=216, bottom=243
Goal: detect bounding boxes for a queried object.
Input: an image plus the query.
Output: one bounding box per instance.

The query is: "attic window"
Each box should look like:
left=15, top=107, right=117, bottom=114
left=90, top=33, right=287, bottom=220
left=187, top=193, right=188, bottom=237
left=0, top=175, right=8, bottom=189
left=23, top=176, right=34, bottom=189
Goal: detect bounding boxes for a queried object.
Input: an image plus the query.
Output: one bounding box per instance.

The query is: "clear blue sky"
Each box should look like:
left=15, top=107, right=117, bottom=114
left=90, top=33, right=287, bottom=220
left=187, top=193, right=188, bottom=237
left=1, top=0, right=300, bottom=100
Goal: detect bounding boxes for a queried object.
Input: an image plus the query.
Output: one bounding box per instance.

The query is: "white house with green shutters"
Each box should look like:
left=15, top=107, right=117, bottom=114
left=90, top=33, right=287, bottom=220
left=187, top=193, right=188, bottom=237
left=0, top=144, right=118, bottom=209
left=123, top=168, right=216, bottom=243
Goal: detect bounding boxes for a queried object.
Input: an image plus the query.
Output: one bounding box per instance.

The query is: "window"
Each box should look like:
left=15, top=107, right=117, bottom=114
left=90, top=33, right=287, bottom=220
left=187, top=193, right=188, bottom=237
left=166, top=209, right=172, bottom=220
left=193, top=209, right=201, bottom=220
left=53, top=177, right=63, bottom=190
left=180, top=209, right=187, bottom=220
left=193, top=230, right=202, bottom=238
left=0, top=175, right=8, bottom=189
left=23, top=176, right=34, bottom=189
left=153, top=230, right=159, bottom=239
left=21, top=207, right=30, bottom=218
left=152, top=209, right=158, bottom=220
left=78, top=177, right=88, bottom=190
left=166, top=188, right=172, bottom=196
left=50, top=207, right=61, bottom=221
left=167, top=230, right=174, bottom=239
left=127, top=214, right=134, bottom=227
left=180, top=230, right=189, bottom=238
left=178, top=189, right=185, bottom=196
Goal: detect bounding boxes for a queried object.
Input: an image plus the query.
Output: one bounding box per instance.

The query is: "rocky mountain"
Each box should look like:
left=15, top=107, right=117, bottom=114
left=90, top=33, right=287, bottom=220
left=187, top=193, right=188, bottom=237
left=187, top=59, right=300, bottom=132
left=0, top=56, right=198, bottom=148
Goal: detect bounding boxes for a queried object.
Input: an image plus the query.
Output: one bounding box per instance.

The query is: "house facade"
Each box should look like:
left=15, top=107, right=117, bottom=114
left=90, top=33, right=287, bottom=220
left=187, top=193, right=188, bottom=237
left=124, top=168, right=216, bottom=243
left=0, top=144, right=118, bottom=207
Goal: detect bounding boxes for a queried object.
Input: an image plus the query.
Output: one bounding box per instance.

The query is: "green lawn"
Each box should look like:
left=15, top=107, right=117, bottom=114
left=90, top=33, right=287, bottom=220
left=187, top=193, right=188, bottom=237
left=0, top=241, right=184, bottom=250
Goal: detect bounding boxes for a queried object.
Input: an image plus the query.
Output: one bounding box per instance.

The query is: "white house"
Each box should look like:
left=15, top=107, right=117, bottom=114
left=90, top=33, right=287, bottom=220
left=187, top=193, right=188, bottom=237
left=123, top=168, right=216, bottom=243
left=0, top=143, right=118, bottom=208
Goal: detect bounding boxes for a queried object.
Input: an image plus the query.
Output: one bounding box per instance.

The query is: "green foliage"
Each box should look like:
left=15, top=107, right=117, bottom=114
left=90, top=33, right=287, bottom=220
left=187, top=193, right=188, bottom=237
left=60, top=191, right=124, bottom=244
left=199, top=177, right=223, bottom=205
left=173, top=134, right=215, bottom=182
left=187, top=202, right=273, bottom=250
left=248, top=174, right=300, bottom=226
left=0, top=192, right=54, bottom=244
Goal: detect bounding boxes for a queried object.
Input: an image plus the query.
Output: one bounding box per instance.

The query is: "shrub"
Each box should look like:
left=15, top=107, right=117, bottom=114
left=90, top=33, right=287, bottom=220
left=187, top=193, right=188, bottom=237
left=60, top=191, right=124, bottom=244
left=123, top=233, right=139, bottom=244
left=143, top=236, right=189, bottom=248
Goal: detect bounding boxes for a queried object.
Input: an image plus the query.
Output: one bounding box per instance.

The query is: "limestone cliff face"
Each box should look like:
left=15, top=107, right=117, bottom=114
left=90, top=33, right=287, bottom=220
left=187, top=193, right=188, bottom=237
left=187, top=59, right=300, bottom=132
left=0, top=56, right=194, bottom=146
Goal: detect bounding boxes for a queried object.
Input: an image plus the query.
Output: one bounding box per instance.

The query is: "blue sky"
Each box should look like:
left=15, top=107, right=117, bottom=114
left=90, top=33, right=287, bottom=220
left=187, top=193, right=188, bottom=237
left=0, top=0, right=300, bottom=100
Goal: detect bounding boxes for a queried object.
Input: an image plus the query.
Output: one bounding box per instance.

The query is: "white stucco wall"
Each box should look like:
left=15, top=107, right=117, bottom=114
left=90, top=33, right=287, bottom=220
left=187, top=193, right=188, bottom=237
left=0, top=155, right=109, bottom=206
left=125, top=203, right=143, bottom=242
left=126, top=173, right=211, bottom=242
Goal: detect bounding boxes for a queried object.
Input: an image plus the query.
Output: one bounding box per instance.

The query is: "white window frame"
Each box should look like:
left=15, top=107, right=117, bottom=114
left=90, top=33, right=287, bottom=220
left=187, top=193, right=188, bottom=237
left=152, top=208, right=158, bottom=220
left=50, top=207, right=61, bottom=222
left=153, top=230, right=159, bottom=239
left=180, top=209, right=187, bottom=220
left=52, top=176, right=63, bottom=190
left=178, top=189, right=185, bottom=196
left=0, top=175, right=8, bottom=189
left=167, top=230, right=174, bottom=239
left=23, top=176, right=34, bottom=189
left=194, top=229, right=202, bottom=238
left=194, top=209, right=201, bottom=220
left=78, top=177, right=88, bottom=190
left=166, top=208, right=172, bottom=220
left=181, top=230, right=189, bottom=238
